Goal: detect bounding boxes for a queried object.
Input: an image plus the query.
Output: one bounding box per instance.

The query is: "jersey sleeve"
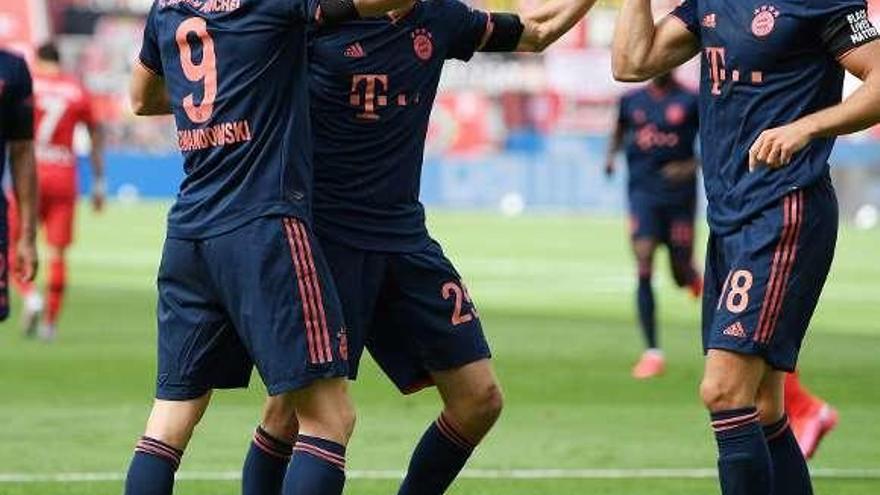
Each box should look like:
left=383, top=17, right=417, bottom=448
left=809, top=0, right=880, bottom=59
left=5, top=56, right=35, bottom=141
left=138, top=3, right=163, bottom=75
left=440, top=0, right=492, bottom=61
left=669, top=0, right=700, bottom=39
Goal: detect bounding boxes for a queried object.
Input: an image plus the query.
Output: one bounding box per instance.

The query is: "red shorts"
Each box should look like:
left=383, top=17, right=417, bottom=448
left=8, top=171, right=77, bottom=249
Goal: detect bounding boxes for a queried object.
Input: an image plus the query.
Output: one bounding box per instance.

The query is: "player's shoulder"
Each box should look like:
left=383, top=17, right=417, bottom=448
left=621, top=87, right=646, bottom=103
left=419, top=0, right=476, bottom=20
left=793, top=0, right=865, bottom=16
left=0, top=49, right=27, bottom=71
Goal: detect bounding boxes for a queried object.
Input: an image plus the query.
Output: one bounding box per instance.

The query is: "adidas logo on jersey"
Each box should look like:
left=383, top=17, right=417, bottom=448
left=723, top=322, right=747, bottom=339
left=344, top=43, right=366, bottom=58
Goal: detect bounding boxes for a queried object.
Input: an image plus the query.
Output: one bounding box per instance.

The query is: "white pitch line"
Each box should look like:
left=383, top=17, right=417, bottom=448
left=1, top=468, right=879, bottom=483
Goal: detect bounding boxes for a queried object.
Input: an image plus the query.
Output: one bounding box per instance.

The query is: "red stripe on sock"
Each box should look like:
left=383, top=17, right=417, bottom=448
left=138, top=438, right=182, bottom=460
left=293, top=443, right=346, bottom=471
left=135, top=443, right=181, bottom=469
left=712, top=412, right=760, bottom=433
left=764, top=417, right=791, bottom=441
left=253, top=433, right=292, bottom=459
left=436, top=415, right=474, bottom=451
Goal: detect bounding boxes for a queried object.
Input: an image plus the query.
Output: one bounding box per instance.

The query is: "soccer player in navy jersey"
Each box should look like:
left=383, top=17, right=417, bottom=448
left=126, top=0, right=414, bottom=493
left=308, top=0, right=595, bottom=493
left=0, top=49, right=39, bottom=323
left=605, top=73, right=702, bottom=379
left=613, top=0, right=880, bottom=494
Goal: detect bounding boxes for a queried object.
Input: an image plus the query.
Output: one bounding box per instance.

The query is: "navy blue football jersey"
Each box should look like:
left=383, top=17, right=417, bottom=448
left=0, top=50, right=34, bottom=218
left=308, top=0, right=491, bottom=252
left=139, top=0, right=316, bottom=239
left=618, top=84, right=699, bottom=206
left=671, top=0, right=879, bottom=234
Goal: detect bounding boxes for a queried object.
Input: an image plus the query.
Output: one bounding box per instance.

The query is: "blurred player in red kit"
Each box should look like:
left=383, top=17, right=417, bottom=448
left=10, top=42, right=105, bottom=340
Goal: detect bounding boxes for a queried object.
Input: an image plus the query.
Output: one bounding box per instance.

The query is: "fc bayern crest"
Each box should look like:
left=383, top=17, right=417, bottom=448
left=751, top=5, right=780, bottom=37
left=666, top=103, right=686, bottom=126
left=412, top=28, right=434, bottom=61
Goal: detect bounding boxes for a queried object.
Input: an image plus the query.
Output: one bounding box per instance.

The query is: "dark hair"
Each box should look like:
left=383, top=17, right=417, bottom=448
left=37, top=42, right=61, bottom=63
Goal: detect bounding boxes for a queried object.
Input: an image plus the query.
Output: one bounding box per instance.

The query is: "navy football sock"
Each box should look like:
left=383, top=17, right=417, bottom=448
left=637, top=275, right=657, bottom=349
left=764, top=415, right=813, bottom=495
left=282, top=435, right=346, bottom=495
left=398, top=414, right=475, bottom=495
left=711, top=407, right=773, bottom=495
left=124, top=436, right=183, bottom=495
left=243, top=426, right=293, bottom=495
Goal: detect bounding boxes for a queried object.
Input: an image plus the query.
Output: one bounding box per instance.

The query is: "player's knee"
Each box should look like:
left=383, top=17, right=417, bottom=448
left=699, top=376, right=752, bottom=412
left=262, top=395, right=299, bottom=440
left=144, top=395, right=211, bottom=450
left=449, top=380, right=504, bottom=430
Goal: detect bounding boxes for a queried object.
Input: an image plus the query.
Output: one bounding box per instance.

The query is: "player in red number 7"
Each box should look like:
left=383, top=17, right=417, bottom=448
left=612, top=0, right=880, bottom=494
left=125, top=0, right=417, bottom=494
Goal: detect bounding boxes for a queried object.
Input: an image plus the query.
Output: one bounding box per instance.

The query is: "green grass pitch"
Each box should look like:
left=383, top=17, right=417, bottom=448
left=0, top=203, right=878, bottom=494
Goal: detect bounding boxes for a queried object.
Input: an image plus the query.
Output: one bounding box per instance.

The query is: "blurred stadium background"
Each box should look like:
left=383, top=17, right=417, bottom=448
left=0, top=1, right=878, bottom=494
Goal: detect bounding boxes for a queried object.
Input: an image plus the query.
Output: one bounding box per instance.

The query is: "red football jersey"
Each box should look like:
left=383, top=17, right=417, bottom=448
left=32, top=70, right=94, bottom=194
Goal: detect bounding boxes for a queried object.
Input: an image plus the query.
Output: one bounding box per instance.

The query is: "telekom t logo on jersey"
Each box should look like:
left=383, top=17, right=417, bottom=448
left=350, top=74, right=388, bottom=120
left=704, top=47, right=764, bottom=96
left=349, top=74, right=415, bottom=120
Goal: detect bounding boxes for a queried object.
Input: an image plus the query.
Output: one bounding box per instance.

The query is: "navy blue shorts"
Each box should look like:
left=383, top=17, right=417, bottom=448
left=629, top=196, right=696, bottom=248
left=320, top=237, right=491, bottom=394
left=156, top=216, right=348, bottom=400
left=702, top=179, right=838, bottom=371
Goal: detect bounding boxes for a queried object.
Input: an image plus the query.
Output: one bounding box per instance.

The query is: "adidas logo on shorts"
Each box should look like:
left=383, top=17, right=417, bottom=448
left=722, top=321, right=747, bottom=339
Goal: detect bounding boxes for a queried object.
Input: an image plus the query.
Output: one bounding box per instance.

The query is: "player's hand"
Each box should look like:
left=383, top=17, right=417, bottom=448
left=661, top=160, right=696, bottom=182
left=14, top=237, right=38, bottom=283
left=604, top=158, right=616, bottom=178
left=748, top=122, right=812, bottom=171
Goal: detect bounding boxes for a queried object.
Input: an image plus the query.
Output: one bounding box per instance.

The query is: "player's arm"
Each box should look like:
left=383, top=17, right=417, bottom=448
left=512, top=0, right=597, bottom=52
left=130, top=63, right=171, bottom=116
left=611, top=0, right=700, bottom=82
left=605, top=113, right=625, bottom=177
left=9, top=139, right=38, bottom=282
left=6, top=57, right=38, bottom=282
left=749, top=41, right=880, bottom=169
left=87, top=122, right=107, bottom=211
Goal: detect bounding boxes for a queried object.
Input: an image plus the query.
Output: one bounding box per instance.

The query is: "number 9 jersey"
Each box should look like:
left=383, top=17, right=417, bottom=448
left=139, top=0, right=317, bottom=239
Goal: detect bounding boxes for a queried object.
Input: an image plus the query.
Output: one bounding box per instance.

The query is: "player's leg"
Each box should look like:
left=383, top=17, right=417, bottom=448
left=367, top=241, right=494, bottom=495
left=211, top=217, right=352, bottom=495
left=283, top=378, right=355, bottom=495
left=125, top=393, right=212, bottom=495
left=629, top=201, right=665, bottom=378
left=700, top=350, right=774, bottom=495
left=242, top=394, right=298, bottom=495
left=39, top=194, right=75, bottom=339
left=667, top=205, right=702, bottom=297
left=784, top=371, right=838, bottom=459
left=396, top=359, right=502, bottom=495
left=757, top=371, right=813, bottom=495
left=125, top=237, right=250, bottom=495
